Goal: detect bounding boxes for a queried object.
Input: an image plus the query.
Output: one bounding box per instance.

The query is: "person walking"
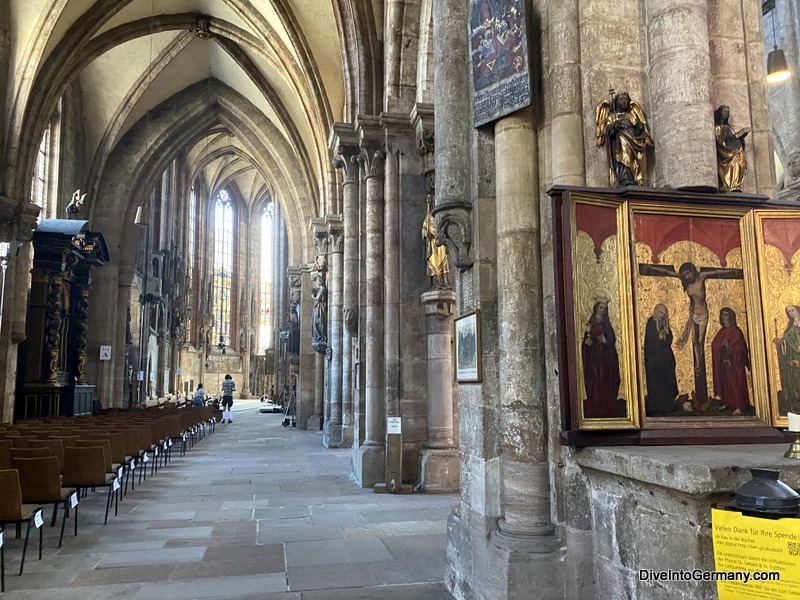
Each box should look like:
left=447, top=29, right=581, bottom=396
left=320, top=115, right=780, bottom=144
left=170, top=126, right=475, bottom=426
left=221, top=374, right=236, bottom=423
left=193, top=383, right=207, bottom=408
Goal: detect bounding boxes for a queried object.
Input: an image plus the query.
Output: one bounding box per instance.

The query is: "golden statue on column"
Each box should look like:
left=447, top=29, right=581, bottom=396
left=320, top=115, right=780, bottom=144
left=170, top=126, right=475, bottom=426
left=422, top=195, right=450, bottom=290
left=595, top=90, right=652, bottom=186
left=714, top=105, right=749, bottom=192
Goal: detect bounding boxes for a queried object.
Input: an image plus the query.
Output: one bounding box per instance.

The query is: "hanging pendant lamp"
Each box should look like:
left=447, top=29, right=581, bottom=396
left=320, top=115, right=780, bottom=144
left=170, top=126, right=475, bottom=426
left=767, top=7, right=791, bottom=84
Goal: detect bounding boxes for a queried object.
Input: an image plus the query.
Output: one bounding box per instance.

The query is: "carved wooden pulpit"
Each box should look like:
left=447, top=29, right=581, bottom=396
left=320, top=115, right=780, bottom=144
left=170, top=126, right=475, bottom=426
left=15, top=219, right=108, bottom=419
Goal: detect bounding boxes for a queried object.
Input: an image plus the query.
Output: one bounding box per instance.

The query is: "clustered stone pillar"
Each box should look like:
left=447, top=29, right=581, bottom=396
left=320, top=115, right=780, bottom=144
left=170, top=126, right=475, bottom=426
left=324, top=216, right=344, bottom=447
left=359, top=140, right=386, bottom=485
left=493, top=110, right=562, bottom=592
left=333, top=143, right=360, bottom=449
left=646, top=0, right=717, bottom=188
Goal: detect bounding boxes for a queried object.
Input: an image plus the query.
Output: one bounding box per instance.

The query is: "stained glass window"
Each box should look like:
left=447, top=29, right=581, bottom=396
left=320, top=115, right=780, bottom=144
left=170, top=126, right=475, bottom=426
left=258, top=203, right=274, bottom=352
left=212, top=189, right=234, bottom=346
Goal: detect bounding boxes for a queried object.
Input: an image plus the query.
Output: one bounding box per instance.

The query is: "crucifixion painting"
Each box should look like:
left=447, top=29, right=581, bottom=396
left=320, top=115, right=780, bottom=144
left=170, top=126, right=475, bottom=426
left=638, top=261, right=744, bottom=411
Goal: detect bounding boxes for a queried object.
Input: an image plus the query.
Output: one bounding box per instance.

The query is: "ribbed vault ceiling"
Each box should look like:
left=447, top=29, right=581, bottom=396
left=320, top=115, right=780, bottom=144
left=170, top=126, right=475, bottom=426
left=8, top=0, right=347, bottom=218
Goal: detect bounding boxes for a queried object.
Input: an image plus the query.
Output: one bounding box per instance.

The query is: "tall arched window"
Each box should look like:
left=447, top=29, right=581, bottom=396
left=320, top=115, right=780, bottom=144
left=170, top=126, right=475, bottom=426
left=258, top=203, right=274, bottom=352
left=31, top=128, right=49, bottom=214
left=212, top=189, right=234, bottom=346
left=187, top=185, right=197, bottom=342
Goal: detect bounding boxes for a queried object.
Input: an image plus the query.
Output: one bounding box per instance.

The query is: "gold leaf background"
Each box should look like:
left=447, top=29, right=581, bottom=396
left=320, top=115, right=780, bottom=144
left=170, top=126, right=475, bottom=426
left=634, top=241, right=752, bottom=408
left=573, top=231, right=628, bottom=408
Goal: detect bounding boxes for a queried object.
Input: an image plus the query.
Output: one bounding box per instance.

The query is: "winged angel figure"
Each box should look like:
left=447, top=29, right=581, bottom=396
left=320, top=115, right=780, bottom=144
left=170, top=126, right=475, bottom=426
left=595, top=91, right=652, bottom=187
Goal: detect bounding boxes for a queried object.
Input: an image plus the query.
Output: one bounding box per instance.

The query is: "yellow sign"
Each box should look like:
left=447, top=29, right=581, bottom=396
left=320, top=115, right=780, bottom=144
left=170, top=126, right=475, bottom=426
left=712, top=508, right=800, bottom=599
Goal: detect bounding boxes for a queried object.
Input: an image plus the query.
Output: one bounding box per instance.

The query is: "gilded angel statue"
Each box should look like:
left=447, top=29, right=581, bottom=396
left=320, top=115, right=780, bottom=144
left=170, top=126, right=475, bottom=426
left=595, top=91, right=652, bottom=187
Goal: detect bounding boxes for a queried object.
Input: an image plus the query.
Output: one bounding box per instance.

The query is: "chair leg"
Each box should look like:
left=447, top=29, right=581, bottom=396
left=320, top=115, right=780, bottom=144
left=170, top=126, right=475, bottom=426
left=1, top=539, right=4, bottom=592
left=19, top=519, right=32, bottom=575
left=38, top=519, right=42, bottom=560
left=51, top=502, right=59, bottom=527
left=58, top=499, right=68, bottom=548
left=104, top=487, right=112, bottom=525
left=74, top=503, right=79, bottom=537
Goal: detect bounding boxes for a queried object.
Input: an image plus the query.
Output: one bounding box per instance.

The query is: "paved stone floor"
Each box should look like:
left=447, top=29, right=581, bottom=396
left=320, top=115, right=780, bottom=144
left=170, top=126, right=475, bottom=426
left=1, top=400, right=457, bottom=599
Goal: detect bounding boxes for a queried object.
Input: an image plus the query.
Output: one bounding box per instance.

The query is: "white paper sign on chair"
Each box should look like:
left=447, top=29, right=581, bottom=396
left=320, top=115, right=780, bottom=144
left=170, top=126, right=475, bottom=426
left=34, top=510, right=43, bottom=528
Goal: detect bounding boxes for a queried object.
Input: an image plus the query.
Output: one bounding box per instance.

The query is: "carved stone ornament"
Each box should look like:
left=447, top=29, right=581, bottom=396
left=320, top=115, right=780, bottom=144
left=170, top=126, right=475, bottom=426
left=329, top=227, right=344, bottom=253
left=342, top=306, right=359, bottom=337
left=434, top=208, right=473, bottom=270
left=65, top=190, right=87, bottom=220
left=190, top=17, right=214, bottom=39
left=332, top=153, right=359, bottom=185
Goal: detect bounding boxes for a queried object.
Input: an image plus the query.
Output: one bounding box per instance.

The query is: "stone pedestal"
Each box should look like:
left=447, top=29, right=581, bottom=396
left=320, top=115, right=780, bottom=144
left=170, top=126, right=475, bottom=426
left=577, top=445, right=800, bottom=600
left=420, top=289, right=458, bottom=493
left=420, top=448, right=459, bottom=493
left=353, top=443, right=386, bottom=489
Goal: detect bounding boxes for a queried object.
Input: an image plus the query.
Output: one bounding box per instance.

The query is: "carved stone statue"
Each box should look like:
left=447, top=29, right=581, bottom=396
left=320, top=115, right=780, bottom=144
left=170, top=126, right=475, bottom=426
left=311, top=282, right=328, bottom=354
left=66, top=190, right=86, bottom=219
left=595, top=91, right=652, bottom=186
left=343, top=307, right=359, bottom=337
left=422, top=195, right=450, bottom=290
left=714, top=105, right=750, bottom=192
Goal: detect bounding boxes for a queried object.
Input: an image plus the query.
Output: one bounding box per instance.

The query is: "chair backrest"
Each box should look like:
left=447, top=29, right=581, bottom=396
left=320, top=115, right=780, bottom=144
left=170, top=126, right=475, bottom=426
left=12, top=456, right=61, bottom=501
left=10, top=447, right=51, bottom=460
left=0, top=469, right=24, bottom=520
left=109, top=428, right=140, bottom=458
left=71, top=439, right=112, bottom=471
left=62, top=446, right=107, bottom=487
left=0, top=439, right=11, bottom=470
left=27, top=439, right=65, bottom=473
left=83, top=432, right=126, bottom=464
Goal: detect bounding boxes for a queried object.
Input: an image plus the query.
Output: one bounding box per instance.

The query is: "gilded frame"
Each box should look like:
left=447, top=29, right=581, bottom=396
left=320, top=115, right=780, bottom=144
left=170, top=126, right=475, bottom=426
left=567, top=194, right=639, bottom=430
left=753, top=210, right=800, bottom=427
left=455, top=310, right=482, bottom=383
left=629, top=202, right=769, bottom=428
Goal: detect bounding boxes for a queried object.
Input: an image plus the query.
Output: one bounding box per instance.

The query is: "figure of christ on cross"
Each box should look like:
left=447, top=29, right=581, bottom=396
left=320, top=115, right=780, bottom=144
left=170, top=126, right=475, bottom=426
left=638, top=262, right=744, bottom=411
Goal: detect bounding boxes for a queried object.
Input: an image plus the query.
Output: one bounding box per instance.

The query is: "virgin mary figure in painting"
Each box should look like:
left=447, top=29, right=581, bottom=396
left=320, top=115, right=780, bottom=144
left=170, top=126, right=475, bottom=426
left=711, top=307, right=751, bottom=415
left=644, top=304, right=678, bottom=416
left=774, top=304, right=800, bottom=414
left=582, top=301, right=622, bottom=418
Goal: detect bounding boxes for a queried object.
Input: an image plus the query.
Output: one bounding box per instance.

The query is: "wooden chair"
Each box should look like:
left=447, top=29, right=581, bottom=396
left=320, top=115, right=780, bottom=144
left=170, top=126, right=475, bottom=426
left=26, top=439, right=65, bottom=474
left=0, top=470, right=43, bottom=578
left=10, top=447, right=51, bottom=461
left=0, top=439, right=11, bottom=470
left=12, top=457, right=77, bottom=547
left=62, top=446, right=117, bottom=524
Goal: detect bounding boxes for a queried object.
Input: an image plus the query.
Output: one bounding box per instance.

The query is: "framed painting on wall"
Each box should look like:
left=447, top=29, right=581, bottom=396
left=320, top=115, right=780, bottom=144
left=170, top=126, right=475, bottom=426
left=564, top=194, right=639, bottom=430
left=630, top=203, right=769, bottom=427
left=754, top=210, right=800, bottom=427
left=455, top=310, right=482, bottom=382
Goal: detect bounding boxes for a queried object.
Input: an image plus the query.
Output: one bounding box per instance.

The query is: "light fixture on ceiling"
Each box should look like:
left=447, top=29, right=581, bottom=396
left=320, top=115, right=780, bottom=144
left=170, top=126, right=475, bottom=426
left=767, top=7, right=791, bottom=84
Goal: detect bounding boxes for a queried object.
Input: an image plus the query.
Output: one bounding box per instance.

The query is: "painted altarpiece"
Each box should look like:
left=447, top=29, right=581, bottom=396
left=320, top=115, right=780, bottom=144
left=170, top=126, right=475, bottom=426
left=553, top=188, right=796, bottom=444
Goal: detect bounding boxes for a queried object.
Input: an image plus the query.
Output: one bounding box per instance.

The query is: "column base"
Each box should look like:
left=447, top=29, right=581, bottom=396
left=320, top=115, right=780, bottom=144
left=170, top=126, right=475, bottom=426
left=323, top=419, right=343, bottom=448
left=240, top=388, right=250, bottom=399
left=419, top=448, right=459, bottom=493
left=351, top=444, right=385, bottom=488
left=306, top=415, right=324, bottom=431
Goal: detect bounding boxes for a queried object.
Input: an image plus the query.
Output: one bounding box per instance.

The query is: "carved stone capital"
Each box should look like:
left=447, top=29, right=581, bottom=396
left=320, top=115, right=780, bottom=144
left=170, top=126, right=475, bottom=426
left=358, top=147, right=386, bottom=179
left=326, top=215, right=344, bottom=254
left=433, top=205, right=473, bottom=270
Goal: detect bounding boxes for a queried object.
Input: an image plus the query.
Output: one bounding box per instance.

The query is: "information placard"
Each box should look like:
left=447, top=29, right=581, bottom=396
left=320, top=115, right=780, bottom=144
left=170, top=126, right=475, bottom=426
left=712, top=508, right=800, bottom=599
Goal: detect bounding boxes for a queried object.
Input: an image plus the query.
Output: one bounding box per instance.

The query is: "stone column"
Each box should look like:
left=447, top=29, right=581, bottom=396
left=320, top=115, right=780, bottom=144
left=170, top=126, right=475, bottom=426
left=324, top=216, right=344, bottom=447
left=419, top=290, right=458, bottom=492
left=646, top=0, right=717, bottom=189
left=432, top=0, right=472, bottom=269
left=383, top=139, right=401, bottom=419
left=297, top=266, right=315, bottom=430
left=333, top=136, right=360, bottom=450
left=493, top=108, right=563, bottom=593
left=549, top=0, right=585, bottom=186
left=357, top=129, right=386, bottom=486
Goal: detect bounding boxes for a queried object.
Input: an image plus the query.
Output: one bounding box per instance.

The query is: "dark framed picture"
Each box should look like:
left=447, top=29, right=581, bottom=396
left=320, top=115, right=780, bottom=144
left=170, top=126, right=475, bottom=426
left=455, top=310, right=482, bottom=382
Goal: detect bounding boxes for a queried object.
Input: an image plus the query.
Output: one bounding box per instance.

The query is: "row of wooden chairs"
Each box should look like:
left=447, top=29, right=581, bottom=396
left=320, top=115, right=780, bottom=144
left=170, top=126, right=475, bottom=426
left=0, top=404, right=216, bottom=592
